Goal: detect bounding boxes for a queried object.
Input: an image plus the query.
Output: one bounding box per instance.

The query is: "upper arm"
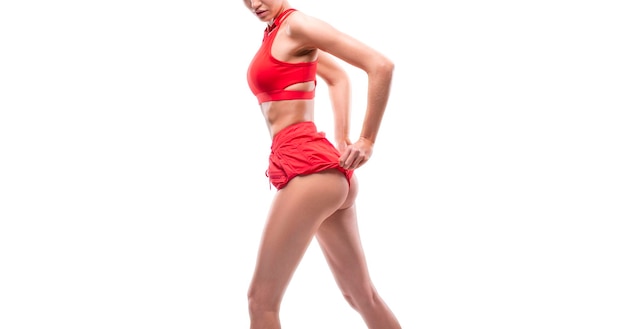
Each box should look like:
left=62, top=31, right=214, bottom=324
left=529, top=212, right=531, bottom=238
left=287, top=12, right=393, bottom=73
left=316, top=50, right=349, bottom=87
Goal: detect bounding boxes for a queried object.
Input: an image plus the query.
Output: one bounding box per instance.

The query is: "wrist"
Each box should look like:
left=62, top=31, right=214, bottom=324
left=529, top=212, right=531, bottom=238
left=358, top=136, right=375, bottom=145
left=335, top=136, right=351, bottom=144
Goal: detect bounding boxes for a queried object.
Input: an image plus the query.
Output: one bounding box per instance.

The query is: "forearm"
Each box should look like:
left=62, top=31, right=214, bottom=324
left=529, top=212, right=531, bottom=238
left=360, top=61, right=394, bottom=143
left=328, top=79, right=351, bottom=144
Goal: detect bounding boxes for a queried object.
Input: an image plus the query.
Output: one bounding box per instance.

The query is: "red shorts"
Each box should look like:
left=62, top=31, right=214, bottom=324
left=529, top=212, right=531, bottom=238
left=266, top=121, right=354, bottom=190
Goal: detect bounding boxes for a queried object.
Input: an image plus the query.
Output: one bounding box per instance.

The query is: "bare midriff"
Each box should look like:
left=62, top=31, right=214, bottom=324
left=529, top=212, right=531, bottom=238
left=260, top=81, right=316, bottom=139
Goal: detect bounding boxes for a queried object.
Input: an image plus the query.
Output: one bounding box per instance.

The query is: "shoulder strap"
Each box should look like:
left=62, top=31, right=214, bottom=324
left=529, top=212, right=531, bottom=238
left=267, top=8, right=297, bottom=31
left=275, top=8, right=297, bottom=25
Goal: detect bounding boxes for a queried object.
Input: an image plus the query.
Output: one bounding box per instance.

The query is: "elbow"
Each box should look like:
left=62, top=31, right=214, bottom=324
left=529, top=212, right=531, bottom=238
left=323, top=69, right=350, bottom=88
left=382, top=57, right=395, bottom=77
left=370, top=56, right=394, bottom=79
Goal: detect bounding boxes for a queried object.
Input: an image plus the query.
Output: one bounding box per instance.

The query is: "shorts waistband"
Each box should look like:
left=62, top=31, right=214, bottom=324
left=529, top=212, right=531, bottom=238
left=271, top=121, right=318, bottom=151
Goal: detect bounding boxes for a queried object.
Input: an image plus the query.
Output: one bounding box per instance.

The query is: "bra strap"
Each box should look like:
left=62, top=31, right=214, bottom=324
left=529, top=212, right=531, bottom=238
left=266, top=8, right=297, bottom=34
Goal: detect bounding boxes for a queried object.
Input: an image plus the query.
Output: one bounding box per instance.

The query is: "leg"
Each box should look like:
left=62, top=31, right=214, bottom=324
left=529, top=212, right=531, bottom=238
left=315, top=175, right=402, bottom=329
left=247, top=170, right=350, bottom=329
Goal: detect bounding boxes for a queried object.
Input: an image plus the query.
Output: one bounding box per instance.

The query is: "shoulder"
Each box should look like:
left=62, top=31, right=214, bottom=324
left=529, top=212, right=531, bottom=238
left=284, top=10, right=334, bottom=37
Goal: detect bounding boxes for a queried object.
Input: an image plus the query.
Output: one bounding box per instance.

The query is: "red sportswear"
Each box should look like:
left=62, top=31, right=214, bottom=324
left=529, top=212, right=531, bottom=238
left=247, top=9, right=317, bottom=104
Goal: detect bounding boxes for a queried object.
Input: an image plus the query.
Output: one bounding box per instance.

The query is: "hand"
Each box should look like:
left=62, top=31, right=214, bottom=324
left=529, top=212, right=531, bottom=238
left=338, top=137, right=374, bottom=170
left=335, top=139, right=350, bottom=153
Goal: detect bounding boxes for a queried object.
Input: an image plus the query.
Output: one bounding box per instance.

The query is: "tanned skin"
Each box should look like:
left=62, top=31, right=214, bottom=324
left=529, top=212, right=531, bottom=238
left=242, top=1, right=399, bottom=328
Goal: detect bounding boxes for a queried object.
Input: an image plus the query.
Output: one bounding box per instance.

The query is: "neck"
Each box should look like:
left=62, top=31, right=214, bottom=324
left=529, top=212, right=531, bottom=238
left=268, top=7, right=291, bottom=28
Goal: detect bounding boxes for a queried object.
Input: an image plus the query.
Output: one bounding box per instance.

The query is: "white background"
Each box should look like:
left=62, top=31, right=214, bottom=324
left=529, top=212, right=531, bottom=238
left=1, top=0, right=625, bottom=328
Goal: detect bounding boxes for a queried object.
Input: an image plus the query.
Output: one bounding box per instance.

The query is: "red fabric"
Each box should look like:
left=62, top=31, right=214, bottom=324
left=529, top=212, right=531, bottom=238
left=267, top=121, right=353, bottom=190
left=247, top=8, right=317, bottom=104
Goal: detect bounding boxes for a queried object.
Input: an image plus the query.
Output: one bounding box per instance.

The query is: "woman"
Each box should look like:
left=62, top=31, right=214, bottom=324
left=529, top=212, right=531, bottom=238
left=243, top=0, right=400, bottom=328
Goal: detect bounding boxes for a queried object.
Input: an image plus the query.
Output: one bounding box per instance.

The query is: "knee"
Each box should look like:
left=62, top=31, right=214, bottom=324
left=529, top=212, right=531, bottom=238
left=247, top=285, right=279, bottom=315
left=342, top=292, right=359, bottom=310
left=341, top=286, right=380, bottom=312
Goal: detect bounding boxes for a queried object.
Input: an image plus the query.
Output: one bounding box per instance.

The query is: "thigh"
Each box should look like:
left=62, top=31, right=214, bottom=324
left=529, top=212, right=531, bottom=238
left=249, top=170, right=350, bottom=301
left=315, top=196, right=375, bottom=296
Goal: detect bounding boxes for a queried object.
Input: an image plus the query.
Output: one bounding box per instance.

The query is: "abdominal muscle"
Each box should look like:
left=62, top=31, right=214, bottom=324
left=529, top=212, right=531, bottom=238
left=260, top=81, right=316, bottom=139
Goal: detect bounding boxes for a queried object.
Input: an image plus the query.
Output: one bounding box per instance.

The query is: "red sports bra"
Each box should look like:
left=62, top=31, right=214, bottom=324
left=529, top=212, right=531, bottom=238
left=247, top=9, right=317, bottom=104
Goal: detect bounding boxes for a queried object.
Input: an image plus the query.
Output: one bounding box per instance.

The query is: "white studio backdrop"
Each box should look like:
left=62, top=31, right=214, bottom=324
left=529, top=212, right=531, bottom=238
left=1, top=1, right=625, bottom=328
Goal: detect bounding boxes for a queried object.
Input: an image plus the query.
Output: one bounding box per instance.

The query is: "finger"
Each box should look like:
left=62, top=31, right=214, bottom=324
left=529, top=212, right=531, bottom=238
left=353, top=157, right=367, bottom=169
left=339, top=149, right=355, bottom=168
left=340, top=152, right=353, bottom=169
left=343, top=149, right=362, bottom=169
left=350, top=157, right=364, bottom=170
left=338, top=149, right=350, bottom=167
